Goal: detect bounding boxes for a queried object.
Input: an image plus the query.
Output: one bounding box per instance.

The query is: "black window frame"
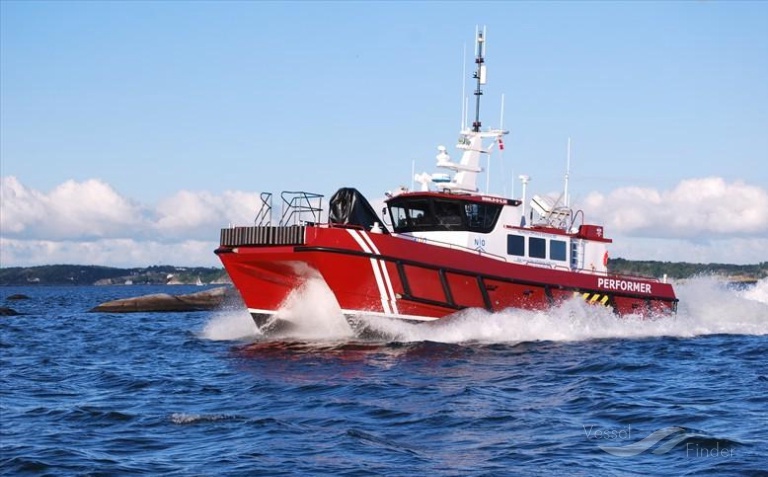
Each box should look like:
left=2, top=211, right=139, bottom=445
left=529, top=237, right=546, bottom=259
left=507, top=234, right=525, bottom=256
left=550, top=239, right=567, bottom=261
left=389, top=197, right=503, bottom=234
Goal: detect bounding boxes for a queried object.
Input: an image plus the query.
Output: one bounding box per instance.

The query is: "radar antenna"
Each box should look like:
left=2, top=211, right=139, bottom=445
left=472, top=26, right=487, bottom=133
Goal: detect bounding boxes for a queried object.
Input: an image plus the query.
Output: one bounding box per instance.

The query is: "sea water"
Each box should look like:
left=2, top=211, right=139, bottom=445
left=1, top=277, right=766, bottom=476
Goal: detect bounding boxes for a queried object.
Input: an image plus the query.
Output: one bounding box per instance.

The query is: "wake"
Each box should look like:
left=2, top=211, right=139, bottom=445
left=200, top=275, right=768, bottom=344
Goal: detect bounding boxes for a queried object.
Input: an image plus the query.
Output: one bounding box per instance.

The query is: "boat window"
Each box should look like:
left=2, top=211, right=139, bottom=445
left=507, top=235, right=525, bottom=256
left=465, top=203, right=502, bottom=232
left=390, top=200, right=432, bottom=229
left=390, top=205, right=409, bottom=228
left=529, top=237, right=546, bottom=259
left=434, top=200, right=464, bottom=230
left=571, top=242, right=579, bottom=268
left=389, top=197, right=503, bottom=233
left=550, top=240, right=567, bottom=261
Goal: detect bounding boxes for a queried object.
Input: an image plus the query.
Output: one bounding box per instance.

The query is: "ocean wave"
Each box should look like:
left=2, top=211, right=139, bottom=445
left=169, top=412, right=244, bottom=425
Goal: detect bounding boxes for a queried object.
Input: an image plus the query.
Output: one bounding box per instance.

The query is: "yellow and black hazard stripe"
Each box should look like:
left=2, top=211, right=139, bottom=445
left=574, top=291, right=611, bottom=307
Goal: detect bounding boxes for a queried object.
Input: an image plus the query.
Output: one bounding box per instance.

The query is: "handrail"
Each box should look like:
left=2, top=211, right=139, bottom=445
left=391, top=232, right=510, bottom=262
left=605, top=271, right=667, bottom=283
left=326, top=222, right=367, bottom=231
left=279, top=191, right=324, bottom=226
left=254, top=192, right=273, bottom=226
left=382, top=231, right=666, bottom=283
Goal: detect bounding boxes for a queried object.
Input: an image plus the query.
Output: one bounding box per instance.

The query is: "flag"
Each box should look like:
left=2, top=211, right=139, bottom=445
left=498, top=138, right=505, bottom=150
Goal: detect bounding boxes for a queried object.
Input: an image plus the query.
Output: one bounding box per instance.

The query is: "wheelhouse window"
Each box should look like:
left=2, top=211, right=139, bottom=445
left=388, top=196, right=503, bottom=233
left=507, top=235, right=525, bottom=256
left=433, top=200, right=464, bottom=228
left=465, top=203, right=500, bottom=231
left=389, top=199, right=431, bottom=229
left=550, top=240, right=567, bottom=261
left=529, top=237, right=546, bottom=259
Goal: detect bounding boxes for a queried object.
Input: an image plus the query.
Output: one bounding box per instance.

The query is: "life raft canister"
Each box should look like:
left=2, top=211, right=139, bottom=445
left=603, top=251, right=609, bottom=267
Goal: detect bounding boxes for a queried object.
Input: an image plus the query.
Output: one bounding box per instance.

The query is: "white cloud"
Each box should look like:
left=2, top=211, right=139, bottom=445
left=0, top=176, right=263, bottom=243
left=1, top=176, right=766, bottom=267
left=0, top=176, right=148, bottom=240
left=154, top=189, right=262, bottom=240
left=581, top=177, right=768, bottom=239
left=0, top=238, right=220, bottom=268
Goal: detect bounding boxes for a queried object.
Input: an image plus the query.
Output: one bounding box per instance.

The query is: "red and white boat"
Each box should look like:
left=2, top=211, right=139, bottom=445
left=216, top=29, right=677, bottom=332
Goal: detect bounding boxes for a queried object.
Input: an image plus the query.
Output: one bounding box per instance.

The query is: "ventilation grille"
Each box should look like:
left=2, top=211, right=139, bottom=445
left=220, top=226, right=306, bottom=247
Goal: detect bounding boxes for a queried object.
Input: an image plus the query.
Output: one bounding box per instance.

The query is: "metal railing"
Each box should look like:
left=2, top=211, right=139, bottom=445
left=279, top=191, right=324, bottom=226
left=251, top=191, right=324, bottom=226
left=254, top=192, right=273, bottom=226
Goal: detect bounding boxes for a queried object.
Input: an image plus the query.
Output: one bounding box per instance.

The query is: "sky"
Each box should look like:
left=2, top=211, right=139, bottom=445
left=1, top=1, right=767, bottom=268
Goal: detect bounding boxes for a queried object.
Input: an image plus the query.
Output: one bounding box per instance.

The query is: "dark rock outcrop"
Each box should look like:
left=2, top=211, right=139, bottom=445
left=1, top=307, right=20, bottom=316
left=90, top=286, right=234, bottom=313
left=6, top=294, right=30, bottom=300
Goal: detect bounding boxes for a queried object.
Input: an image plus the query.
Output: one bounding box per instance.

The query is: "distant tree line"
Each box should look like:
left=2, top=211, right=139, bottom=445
left=0, top=260, right=765, bottom=286
left=0, top=265, right=229, bottom=286
left=608, top=258, right=767, bottom=282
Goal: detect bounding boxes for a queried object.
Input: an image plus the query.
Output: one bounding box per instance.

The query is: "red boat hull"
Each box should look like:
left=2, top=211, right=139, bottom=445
left=216, top=225, right=677, bottom=326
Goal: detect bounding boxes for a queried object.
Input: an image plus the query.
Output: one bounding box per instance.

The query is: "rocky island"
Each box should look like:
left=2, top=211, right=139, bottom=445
left=90, top=286, right=238, bottom=313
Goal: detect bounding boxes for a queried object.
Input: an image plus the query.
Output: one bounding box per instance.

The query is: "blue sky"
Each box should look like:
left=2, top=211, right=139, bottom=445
left=1, top=1, right=767, bottom=267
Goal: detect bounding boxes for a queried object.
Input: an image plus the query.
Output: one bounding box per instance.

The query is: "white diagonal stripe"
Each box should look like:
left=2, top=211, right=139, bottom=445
left=358, top=231, right=399, bottom=314
left=347, top=230, right=391, bottom=314
left=347, top=229, right=371, bottom=253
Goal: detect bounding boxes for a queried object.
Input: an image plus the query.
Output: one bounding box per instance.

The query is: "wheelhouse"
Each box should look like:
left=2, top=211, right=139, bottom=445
left=386, top=193, right=520, bottom=234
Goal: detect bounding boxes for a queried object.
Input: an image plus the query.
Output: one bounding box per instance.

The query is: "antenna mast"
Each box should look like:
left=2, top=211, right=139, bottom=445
left=461, top=43, right=467, bottom=130
left=472, top=26, right=486, bottom=133
left=564, top=137, right=571, bottom=207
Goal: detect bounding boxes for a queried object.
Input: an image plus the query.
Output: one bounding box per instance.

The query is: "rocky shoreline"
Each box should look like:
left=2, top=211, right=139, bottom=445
left=2, top=287, right=243, bottom=316
left=89, top=286, right=238, bottom=313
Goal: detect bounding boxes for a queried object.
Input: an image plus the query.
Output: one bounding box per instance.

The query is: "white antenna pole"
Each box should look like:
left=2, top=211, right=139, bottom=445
left=520, top=175, right=530, bottom=227
left=486, top=154, right=491, bottom=194
left=411, top=159, right=415, bottom=191
left=465, top=97, right=470, bottom=129
left=564, top=137, right=571, bottom=207
left=499, top=93, right=505, bottom=129
left=499, top=93, right=506, bottom=197
left=461, top=43, right=467, bottom=130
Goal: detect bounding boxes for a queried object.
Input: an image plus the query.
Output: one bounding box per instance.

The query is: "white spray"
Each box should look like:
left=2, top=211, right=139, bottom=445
left=201, top=276, right=768, bottom=344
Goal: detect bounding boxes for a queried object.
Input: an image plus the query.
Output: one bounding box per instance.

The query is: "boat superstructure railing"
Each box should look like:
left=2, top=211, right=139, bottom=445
left=279, top=191, right=324, bottom=225
left=252, top=191, right=324, bottom=227
left=530, top=194, right=575, bottom=230
left=254, top=192, right=273, bottom=226
left=398, top=231, right=667, bottom=283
